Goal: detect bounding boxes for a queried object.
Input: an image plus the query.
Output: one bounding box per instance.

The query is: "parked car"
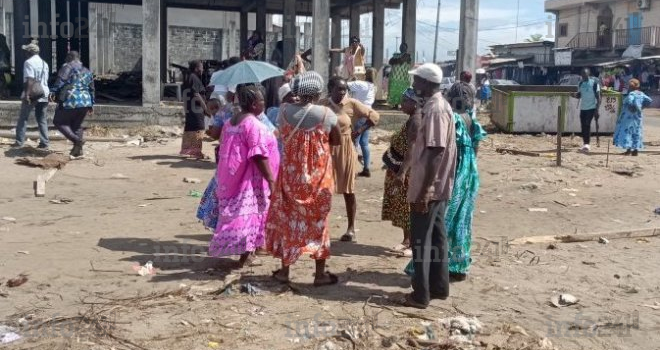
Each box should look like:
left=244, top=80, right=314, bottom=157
left=559, top=74, right=582, bottom=86
left=491, top=79, right=520, bottom=86
left=440, top=77, right=455, bottom=92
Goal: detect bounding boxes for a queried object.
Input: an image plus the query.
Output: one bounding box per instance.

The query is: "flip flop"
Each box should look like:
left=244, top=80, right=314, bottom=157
left=313, top=272, right=339, bottom=287
left=271, top=269, right=290, bottom=284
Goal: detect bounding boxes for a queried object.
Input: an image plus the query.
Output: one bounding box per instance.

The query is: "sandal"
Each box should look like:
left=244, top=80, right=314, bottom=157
left=340, top=231, right=356, bottom=243
left=313, top=272, right=339, bottom=287
left=398, top=293, right=428, bottom=309
left=271, top=269, right=290, bottom=284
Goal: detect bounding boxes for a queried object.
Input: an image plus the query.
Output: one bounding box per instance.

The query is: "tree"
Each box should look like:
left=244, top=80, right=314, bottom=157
left=525, top=34, right=544, bottom=43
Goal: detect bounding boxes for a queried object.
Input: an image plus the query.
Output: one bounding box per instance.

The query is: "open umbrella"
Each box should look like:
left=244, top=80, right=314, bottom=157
left=210, top=60, right=285, bottom=87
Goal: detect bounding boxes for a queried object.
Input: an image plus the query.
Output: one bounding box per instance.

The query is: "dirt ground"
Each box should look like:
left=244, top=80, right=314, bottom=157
left=1, top=110, right=660, bottom=350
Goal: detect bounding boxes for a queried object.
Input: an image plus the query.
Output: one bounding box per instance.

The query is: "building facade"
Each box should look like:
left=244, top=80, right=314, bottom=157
left=546, top=0, right=660, bottom=55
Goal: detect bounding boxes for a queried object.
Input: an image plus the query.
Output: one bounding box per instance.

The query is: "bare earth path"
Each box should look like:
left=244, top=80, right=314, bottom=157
left=1, top=113, right=660, bottom=350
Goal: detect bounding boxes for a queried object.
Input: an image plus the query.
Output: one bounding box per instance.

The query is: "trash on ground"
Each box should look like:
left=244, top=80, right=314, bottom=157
left=111, top=173, right=129, bottom=179
left=189, top=190, right=203, bottom=198
left=240, top=283, right=264, bottom=296
left=439, top=316, right=483, bottom=344
left=6, top=274, right=28, bottom=288
left=2, top=217, right=16, bottom=223
left=528, top=208, right=548, bottom=212
left=0, top=325, right=20, bottom=344
left=49, top=198, right=73, bottom=204
left=184, top=177, right=202, bottom=184
left=132, top=261, right=156, bottom=276
left=654, top=207, right=660, bottom=215
left=599, top=237, right=610, bottom=245
left=550, top=293, right=579, bottom=308
left=208, top=341, right=221, bottom=349
left=16, top=251, right=29, bottom=255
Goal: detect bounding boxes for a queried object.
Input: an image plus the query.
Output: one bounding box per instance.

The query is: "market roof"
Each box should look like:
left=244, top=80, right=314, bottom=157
left=78, top=0, right=405, bottom=17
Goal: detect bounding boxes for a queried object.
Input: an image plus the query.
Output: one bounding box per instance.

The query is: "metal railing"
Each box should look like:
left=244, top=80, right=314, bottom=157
left=567, top=31, right=612, bottom=50
left=614, top=27, right=660, bottom=48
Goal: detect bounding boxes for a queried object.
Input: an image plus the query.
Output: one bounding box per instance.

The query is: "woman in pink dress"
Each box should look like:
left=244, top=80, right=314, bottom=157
left=210, top=85, right=280, bottom=267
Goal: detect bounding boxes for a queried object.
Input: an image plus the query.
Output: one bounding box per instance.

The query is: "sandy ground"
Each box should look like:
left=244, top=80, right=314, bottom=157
left=1, top=111, right=660, bottom=350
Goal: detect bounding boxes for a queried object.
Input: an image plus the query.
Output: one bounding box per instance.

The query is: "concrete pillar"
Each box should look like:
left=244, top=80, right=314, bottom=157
left=331, top=15, right=342, bottom=74
left=311, top=0, right=329, bottom=80
left=69, top=0, right=80, bottom=53
left=349, top=3, right=359, bottom=40
left=12, top=0, right=29, bottom=95
left=88, top=4, right=97, bottom=73
left=256, top=0, right=266, bottom=60
left=283, top=0, right=296, bottom=68
left=54, top=0, right=68, bottom=69
left=303, top=22, right=312, bottom=51
left=142, top=0, right=162, bottom=106
left=160, top=2, right=167, bottom=83
left=240, top=11, right=248, bottom=55
left=227, top=20, right=237, bottom=58
left=402, top=0, right=416, bottom=63
left=372, top=0, right=384, bottom=70
left=457, top=0, right=479, bottom=78
left=79, top=0, right=89, bottom=68
left=37, top=0, right=52, bottom=72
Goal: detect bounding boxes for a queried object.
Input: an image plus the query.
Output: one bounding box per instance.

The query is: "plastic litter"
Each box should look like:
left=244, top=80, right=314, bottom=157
left=132, top=261, right=156, bottom=276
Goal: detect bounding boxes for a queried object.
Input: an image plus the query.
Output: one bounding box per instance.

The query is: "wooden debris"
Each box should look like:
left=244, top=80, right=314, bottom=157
left=34, top=175, right=46, bottom=197
left=496, top=148, right=541, bottom=157
left=510, top=228, right=660, bottom=245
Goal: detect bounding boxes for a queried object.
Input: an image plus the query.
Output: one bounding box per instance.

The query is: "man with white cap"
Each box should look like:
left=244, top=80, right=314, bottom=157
left=13, top=41, right=50, bottom=149
left=402, top=63, right=457, bottom=309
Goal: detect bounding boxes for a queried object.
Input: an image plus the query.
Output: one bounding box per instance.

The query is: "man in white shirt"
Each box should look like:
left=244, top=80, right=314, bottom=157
left=14, top=42, right=50, bottom=149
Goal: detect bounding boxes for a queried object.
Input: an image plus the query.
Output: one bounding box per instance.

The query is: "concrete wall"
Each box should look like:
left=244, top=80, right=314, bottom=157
left=112, top=23, right=143, bottom=73
left=491, top=88, right=621, bottom=133
left=0, top=101, right=184, bottom=128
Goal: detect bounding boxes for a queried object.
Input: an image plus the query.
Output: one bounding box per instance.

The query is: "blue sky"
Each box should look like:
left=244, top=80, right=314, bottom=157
left=380, top=0, right=552, bottom=62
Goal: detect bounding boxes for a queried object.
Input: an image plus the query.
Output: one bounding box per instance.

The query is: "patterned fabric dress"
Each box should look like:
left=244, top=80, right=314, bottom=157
left=209, top=115, right=280, bottom=257
left=387, top=54, right=412, bottom=107
left=198, top=112, right=277, bottom=231
left=613, top=91, right=652, bottom=150
left=405, top=111, right=487, bottom=276
left=265, top=109, right=335, bottom=266
left=381, top=121, right=410, bottom=232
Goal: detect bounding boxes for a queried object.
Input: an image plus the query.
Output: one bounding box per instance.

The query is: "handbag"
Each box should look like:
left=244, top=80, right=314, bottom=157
left=28, top=61, right=46, bottom=101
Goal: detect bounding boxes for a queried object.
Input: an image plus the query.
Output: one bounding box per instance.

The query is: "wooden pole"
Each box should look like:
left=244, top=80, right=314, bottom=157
left=556, top=106, right=562, bottom=167
left=606, top=140, right=611, bottom=167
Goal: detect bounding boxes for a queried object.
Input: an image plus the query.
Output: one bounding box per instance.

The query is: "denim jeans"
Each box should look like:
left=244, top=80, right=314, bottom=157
left=15, top=101, right=49, bottom=147
left=353, top=118, right=371, bottom=171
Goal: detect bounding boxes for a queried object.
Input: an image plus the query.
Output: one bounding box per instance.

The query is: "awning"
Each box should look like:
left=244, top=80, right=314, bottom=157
left=487, top=56, right=533, bottom=66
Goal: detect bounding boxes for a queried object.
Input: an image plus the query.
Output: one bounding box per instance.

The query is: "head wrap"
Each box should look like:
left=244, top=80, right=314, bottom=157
left=629, top=78, right=640, bottom=90
left=461, top=71, right=473, bottom=83
left=278, top=83, right=292, bottom=102
left=291, top=71, right=324, bottom=97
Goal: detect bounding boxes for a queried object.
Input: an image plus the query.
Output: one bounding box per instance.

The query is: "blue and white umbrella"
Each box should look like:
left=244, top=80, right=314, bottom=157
left=210, top=60, right=285, bottom=87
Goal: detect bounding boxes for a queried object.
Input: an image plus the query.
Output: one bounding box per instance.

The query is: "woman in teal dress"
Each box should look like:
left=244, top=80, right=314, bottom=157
left=387, top=43, right=412, bottom=109
left=405, top=111, right=487, bottom=280
left=613, top=78, right=652, bottom=156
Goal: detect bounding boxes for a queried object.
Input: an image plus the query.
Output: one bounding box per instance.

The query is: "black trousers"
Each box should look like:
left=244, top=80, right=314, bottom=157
left=53, top=107, right=91, bottom=144
left=579, top=109, right=597, bottom=145
left=410, top=200, right=449, bottom=305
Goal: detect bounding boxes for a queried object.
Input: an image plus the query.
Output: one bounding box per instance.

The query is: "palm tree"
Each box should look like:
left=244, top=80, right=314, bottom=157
left=524, top=34, right=544, bottom=43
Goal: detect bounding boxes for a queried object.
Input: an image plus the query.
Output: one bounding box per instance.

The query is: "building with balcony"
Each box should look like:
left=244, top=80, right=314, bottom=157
left=546, top=0, right=660, bottom=55
left=486, top=41, right=556, bottom=84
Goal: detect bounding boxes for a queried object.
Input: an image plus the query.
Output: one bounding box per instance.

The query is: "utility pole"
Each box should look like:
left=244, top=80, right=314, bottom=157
left=395, top=36, right=400, bottom=51
left=515, top=0, right=520, bottom=42
left=457, top=0, right=479, bottom=79
left=433, top=0, right=441, bottom=63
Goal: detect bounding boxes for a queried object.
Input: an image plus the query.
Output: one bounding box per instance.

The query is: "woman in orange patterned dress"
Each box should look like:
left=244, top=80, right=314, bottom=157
left=266, top=72, right=342, bottom=286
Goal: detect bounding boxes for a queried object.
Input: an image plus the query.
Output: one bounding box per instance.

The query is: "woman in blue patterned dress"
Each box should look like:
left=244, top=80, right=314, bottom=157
left=405, top=111, right=487, bottom=280
left=613, top=79, right=652, bottom=156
